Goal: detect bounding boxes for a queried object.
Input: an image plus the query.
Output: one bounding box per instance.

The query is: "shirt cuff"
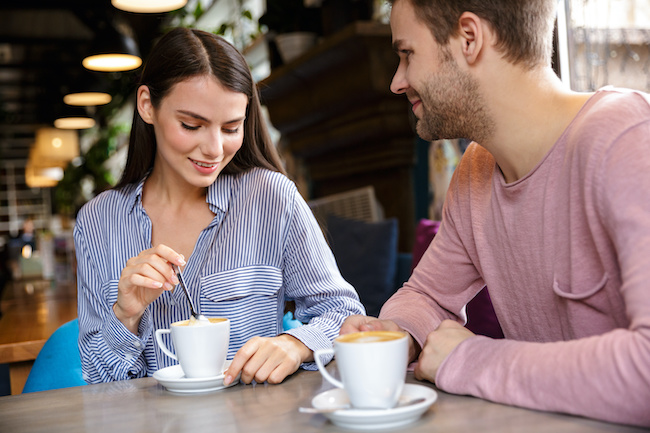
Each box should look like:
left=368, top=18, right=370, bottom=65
left=103, top=308, right=152, bottom=361
left=283, top=324, right=334, bottom=370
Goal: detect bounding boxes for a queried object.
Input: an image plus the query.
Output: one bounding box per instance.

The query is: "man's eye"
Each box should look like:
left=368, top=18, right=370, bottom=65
left=181, top=122, right=200, bottom=131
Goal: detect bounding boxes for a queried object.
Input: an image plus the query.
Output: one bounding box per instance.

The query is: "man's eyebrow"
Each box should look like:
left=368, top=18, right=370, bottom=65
left=392, top=39, right=406, bottom=53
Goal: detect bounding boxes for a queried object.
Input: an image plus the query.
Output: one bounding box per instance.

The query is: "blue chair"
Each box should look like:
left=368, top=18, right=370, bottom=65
left=22, top=318, right=86, bottom=393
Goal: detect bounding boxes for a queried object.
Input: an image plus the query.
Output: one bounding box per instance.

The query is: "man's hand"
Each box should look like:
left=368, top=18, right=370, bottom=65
left=414, top=320, right=475, bottom=383
left=340, top=314, right=403, bottom=334
left=340, top=315, right=421, bottom=362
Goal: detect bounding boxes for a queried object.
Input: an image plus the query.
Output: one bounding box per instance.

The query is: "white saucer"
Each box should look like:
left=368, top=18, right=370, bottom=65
left=153, top=360, right=240, bottom=394
left=310, top=383, right=437, bottom=430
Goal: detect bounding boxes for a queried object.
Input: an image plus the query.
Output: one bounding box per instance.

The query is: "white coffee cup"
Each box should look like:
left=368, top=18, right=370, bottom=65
left=155, top=317, right=230, bottom=378
left=314, top=330, right=409, bottom=409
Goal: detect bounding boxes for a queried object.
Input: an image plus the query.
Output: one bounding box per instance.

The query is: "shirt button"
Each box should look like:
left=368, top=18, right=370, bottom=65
left=134, top=341, right=142, bottom=349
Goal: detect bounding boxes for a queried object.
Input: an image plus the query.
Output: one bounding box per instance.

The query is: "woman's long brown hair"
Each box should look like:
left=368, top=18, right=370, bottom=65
left=115, top=27, right=285, bottom=189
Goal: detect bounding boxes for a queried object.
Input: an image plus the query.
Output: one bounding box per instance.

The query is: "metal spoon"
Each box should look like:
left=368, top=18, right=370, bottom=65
left=172, top=264, right=209, bottom=322
left=298, top=397, right=426, bottom=414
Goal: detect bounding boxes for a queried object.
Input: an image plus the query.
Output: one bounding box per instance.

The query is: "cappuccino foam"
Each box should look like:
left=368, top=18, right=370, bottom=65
left=337, top=331, right=406, bottom=344
left=174, top=317, right=227, bottom=327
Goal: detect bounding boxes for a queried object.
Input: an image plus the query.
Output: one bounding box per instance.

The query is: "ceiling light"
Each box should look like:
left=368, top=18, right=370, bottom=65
left=34, top=128, right=80, bottom=163
left=83, top=54, right=142, bottom=72
left=63, top=70, right=113, bottom=106
left=111, top=0, right=188, bottom=13
left=83, top=21, right=142, bottom=72
left=64, top=92, right=112, bottom=106
left=54, top=117, right=96, bottom=129
left=25, top=154, right=66, bottom=188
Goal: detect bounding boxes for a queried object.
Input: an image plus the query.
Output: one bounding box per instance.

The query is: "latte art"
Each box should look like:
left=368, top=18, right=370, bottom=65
left=337, top=331, right=406, bottom=344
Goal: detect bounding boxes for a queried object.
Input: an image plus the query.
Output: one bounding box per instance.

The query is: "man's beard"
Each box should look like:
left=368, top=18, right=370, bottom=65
left=415, top=57, right=493, bottom=144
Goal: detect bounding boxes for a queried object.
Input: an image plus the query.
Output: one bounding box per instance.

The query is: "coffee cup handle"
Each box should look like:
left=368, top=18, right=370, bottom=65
left=314, top=348, right=343, bottom=389
left=154, top=329, right=177, bottom=361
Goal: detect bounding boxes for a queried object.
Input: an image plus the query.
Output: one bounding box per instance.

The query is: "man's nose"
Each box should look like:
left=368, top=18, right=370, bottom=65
left=390, top=64, right=408, bottom=95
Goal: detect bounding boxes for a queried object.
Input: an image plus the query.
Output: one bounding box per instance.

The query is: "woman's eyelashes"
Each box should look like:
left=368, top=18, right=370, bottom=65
left=180, top=120, right=241, bottom=134
left=181, top=122, right=200, bottom=131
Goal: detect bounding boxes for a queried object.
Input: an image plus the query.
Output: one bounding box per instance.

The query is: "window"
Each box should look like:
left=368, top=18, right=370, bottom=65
left=559, top=0, right=650, bottom=92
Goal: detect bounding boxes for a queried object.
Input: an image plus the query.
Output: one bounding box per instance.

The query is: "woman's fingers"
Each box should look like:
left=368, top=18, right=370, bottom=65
left=226, top=336, right=305, bottom=385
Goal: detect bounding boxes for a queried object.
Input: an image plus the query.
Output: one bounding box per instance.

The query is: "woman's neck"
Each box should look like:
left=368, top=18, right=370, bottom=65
left=142, top=165, right=207, bottom=212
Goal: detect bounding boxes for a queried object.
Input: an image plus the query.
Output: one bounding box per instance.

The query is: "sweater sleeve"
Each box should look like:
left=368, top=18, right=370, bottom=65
left=379, top=152, right=488, bottom=349
left=436, top=119, right=650, bottom=427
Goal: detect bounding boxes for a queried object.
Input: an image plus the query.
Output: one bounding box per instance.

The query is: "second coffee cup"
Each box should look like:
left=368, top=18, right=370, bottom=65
left=155, top=317, right=230, bottom=378
left=314, top=330, right=409, bottom=409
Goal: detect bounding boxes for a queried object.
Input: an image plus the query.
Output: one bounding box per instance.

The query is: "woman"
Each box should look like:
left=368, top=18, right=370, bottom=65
left=75, top=28, right=364, bottom=385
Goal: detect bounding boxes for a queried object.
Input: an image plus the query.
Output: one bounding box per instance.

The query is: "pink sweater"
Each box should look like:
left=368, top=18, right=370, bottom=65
left=380, top=88, right=650, bottom=426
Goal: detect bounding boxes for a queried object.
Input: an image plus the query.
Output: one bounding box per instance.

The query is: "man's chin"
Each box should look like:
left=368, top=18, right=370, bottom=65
left=416, top=122, right=437, bottom=142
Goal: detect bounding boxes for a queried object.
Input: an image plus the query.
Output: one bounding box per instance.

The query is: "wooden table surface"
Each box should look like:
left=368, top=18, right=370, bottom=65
left=0, top=279, right=77, bottom=394
left=0, top=364, right=644, bottom=433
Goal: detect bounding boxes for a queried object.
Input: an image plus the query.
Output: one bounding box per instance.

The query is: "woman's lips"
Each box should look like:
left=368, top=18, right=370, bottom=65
left=190, top=158, right=220, bottom=174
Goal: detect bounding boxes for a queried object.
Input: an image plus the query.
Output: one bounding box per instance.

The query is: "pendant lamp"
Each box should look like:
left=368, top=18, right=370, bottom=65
left=34, top=128, right=80, bottom=165
left=63, top=71, right=113, bottom=106
left=83, top=21, right=142, bottom=72
left=25, top=146, right=66, bottom=188
left=53, top=105, right=96, bottom=130
left=111, top=0, right=187, bottom=13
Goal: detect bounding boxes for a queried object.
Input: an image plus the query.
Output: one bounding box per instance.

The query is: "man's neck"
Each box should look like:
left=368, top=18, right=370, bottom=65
left=477, top=64, right=593, bottom=184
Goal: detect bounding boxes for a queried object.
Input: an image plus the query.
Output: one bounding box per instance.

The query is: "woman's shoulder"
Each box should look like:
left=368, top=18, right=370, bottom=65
left=238, top=167, right=297, bottom=197
left=77, top=184, right=138, bottom=222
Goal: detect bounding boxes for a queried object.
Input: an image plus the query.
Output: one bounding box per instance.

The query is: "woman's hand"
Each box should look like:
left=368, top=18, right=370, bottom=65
left=114, top=244, right=186, bottom=334
left=223, top=334, right=313, bottom=386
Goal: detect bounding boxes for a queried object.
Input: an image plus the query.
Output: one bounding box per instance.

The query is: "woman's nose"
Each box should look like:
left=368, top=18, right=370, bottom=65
left=202, top=130, right=224, bottom=157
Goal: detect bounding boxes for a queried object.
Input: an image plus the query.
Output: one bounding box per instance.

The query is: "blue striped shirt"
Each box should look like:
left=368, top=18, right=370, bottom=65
left=75, top=167, right=365, bottom=383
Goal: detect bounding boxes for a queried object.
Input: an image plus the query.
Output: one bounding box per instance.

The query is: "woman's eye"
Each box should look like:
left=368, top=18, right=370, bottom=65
left=223, top=127, right=239, bottom=134
left=181, top=122, right=200, bottom=131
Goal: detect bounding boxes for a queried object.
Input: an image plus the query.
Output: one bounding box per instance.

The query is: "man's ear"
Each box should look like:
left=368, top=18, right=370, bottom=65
left=137, top=85, right=154, bottom=124
left=457, top=12, right=484, bottom=65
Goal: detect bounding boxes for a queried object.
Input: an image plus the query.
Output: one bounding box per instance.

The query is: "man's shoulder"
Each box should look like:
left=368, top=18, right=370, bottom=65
left=567, top=87, right=650, bottom=150
left=455, top=142, right=495, bottom=180
left=582, top=87, right=650, bottom=124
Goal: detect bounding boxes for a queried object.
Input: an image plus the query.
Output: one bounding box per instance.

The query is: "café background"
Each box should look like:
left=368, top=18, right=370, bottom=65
left=1, top=0, right=649, bottom=396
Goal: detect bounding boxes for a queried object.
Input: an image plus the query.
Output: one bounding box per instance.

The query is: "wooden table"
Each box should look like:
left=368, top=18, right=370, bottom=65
left=0, top=365, right=644, bottom=433
left=0, top=279, right=77, bottom=394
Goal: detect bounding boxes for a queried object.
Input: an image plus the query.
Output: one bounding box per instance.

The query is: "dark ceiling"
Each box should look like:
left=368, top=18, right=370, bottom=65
left=0, top=0, right=177, bottom=162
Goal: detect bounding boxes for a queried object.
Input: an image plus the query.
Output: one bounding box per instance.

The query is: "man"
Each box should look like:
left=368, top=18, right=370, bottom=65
left=341, top=0, right=650, bottom=426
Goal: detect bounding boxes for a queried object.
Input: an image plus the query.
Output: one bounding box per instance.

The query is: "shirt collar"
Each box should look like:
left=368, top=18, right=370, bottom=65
left=127, top=176, right=147, bottom=215
left=207, top=174, right=234, bottom=215
left=126, top=173, right=235, bottom=215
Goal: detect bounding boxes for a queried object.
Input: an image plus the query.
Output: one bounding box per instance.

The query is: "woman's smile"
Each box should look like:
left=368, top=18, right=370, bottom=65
left=190, top=158, right=220, bottom=174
